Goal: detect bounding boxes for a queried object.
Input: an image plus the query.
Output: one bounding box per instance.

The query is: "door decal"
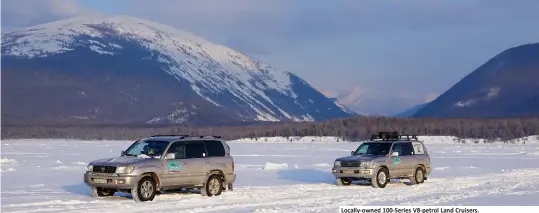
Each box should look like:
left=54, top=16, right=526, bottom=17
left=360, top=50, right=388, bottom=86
left=168, top=161, right=182, bottom=171
left=393, top=157, right=401, bottom=166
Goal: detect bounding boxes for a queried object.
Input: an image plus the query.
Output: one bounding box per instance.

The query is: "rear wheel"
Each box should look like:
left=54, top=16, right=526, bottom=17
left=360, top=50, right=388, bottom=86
left=91, top=187, right=116, bottom=197
left=201, top=175, right=223, bottom=197
left=336, top=177, right=352, bottom=186
left=410, top=167, right=425, bottom=185
left=372, top=167, right=389, bottom=188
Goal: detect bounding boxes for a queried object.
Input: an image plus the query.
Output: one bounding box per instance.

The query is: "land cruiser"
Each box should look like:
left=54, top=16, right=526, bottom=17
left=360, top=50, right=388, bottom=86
left=84, top=135, right=236, bottom=202
left=332, top=132, right=431, bottom=188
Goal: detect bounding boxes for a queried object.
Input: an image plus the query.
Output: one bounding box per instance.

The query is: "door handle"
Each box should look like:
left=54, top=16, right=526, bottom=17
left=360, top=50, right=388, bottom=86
left=205, top=160, right=210, bottom=164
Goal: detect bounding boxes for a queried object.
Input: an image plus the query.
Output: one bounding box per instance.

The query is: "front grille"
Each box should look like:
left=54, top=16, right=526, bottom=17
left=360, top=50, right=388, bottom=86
left=93, top=165, right=116, bottom=173
left=341, top=161, right=360, bottom=167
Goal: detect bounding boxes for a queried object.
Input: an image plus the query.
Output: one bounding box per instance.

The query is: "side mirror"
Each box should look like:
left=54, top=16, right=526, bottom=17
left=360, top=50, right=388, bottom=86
left=121, top=151, right=125, bottom=156
left=165, top=153, right=175, bottom=160
left=391, top=152, right=399, bottom=156
left=350, top=151, right=355, bottom=156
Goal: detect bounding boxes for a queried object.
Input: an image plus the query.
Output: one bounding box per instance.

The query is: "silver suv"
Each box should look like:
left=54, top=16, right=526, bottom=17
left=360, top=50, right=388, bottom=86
left=332, top=132, right=431, bottom=188
left=84, top=135, right=236, bottom=202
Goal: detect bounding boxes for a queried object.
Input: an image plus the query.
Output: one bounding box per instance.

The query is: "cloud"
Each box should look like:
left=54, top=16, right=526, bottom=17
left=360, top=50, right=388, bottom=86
left=1, top=0, right=97, bottom=31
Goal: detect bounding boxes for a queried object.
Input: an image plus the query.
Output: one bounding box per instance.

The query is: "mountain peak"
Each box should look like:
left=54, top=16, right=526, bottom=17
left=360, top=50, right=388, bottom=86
left=2, top=16, right=355, bottom=125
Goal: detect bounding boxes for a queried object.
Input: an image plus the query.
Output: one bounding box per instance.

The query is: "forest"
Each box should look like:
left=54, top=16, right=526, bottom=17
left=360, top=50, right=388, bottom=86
left=3, top=115, right=539, bottom=142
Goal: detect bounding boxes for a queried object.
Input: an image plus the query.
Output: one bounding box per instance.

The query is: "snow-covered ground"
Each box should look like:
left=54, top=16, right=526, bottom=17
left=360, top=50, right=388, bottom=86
left=2, top=137, right=539, bottom=212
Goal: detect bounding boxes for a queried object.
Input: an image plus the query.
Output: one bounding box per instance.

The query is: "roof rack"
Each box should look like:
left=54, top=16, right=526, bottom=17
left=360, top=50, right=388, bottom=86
left=150, top=134, right=189, bottom=138
left=398, top=135, right=418, bottom=141
left=370, top=132, right=418, bottom=141
left=197, top=135, right=222, bottom=139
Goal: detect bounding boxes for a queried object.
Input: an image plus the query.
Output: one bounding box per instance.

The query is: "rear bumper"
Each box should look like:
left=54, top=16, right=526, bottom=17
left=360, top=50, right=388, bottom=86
left=332, top=167, right=374, bottom=179
left=84, top=172, right=138, bottom=189
left=225, top=173, right=236, bottom=184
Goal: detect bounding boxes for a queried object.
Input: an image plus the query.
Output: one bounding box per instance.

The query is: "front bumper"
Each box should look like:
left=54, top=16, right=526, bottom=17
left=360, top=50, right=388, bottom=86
left=332, top=167, right=375, bottom=179
left=84, top=172, right=138, bottom=189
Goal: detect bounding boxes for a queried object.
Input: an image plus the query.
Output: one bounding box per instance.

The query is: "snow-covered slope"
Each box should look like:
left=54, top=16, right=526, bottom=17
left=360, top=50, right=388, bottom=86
left=329, top=97, right=357, bottom=115
left=1, top=15, right=354, bottom=125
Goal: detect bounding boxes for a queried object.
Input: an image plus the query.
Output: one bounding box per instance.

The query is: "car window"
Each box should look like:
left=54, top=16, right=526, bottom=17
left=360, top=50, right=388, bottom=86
left=204, top=140, right=225, bottom=157
left=391, top=143, right=403, bottom=155
left=354, top=142, right=392, bottom=156
left=124, top=140, right=169, bottom=157
left=401, top=142, right=415, bottom=156
left=412, top=142, right=425, bottom=154
left=185, top=141, right=207, bottom=159
left=166, top=142, right=187, bottom=159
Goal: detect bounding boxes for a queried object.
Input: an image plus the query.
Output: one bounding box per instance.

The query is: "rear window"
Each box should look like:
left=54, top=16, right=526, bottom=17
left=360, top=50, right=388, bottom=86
left=204, top=140, right=226, bottom=157
left=412, top=142, right=425, bottom=154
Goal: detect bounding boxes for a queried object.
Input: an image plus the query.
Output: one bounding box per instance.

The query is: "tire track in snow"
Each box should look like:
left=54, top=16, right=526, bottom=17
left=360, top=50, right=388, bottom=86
left=4, top=169, right=539, bottom=213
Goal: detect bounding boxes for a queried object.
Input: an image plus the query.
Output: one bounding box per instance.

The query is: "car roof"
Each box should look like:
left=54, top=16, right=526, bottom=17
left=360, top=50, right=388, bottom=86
left=365, top=140, right=422, bottom=143
left=142, top=135, right=224, bottom=142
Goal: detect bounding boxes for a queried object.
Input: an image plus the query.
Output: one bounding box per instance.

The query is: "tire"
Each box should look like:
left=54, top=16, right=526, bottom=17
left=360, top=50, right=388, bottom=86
left=201, top=174, right=223, bottom=197
left=131, top=176, right=157, bottom=202
left=372, top=167, right=389, bottom=188
left=91, top=187, right=116, bottom=197
left=410, top=167, right=425, bottom=185
left=336, top=177, right=352, bottom=186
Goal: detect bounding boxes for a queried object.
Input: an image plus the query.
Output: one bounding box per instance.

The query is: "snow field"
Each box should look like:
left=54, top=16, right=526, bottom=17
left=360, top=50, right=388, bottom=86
left=1, top=136, right=539, bottom=212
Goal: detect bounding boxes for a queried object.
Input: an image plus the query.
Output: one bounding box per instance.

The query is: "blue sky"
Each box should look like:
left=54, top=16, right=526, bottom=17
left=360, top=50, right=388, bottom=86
left=2, top=0, right=539, bottom=115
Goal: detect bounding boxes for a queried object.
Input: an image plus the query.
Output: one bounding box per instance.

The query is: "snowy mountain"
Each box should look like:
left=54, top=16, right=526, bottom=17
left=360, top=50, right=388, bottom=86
left=413, top=43, right=539, bottom=118
left=329, top=98, right=357, bottom=115
left=1, top=15, right=355, bottom=125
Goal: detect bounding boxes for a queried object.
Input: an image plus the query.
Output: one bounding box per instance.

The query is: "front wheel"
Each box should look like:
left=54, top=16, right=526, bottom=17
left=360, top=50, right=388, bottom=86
left=336, top=177, right=352, bottom=186
left=372, top=167, right=389, bottom=188
left=131, top=176, right=157, bottom=202
left=91, top=187, right=116, bottom=197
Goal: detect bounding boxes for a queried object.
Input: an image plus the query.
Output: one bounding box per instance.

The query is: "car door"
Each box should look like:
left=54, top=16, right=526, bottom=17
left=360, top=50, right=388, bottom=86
left=389, top=142, right=408, bottom=177
left=204, top=140, right=230, bottom=172
left=183, top=141, right=210, bottom=184
left=399, top=142, right=416, bottom=176
left=162, top=142, right=192, bottom=187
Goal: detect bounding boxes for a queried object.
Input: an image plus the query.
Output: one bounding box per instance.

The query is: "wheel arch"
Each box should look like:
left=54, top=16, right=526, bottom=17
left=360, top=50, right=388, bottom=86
left=140, top=172, right=160, bottom=188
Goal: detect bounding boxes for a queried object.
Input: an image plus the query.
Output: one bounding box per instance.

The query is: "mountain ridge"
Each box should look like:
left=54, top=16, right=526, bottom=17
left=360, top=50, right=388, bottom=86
left=413, top=43, right=539, bottom=118
left=1, top=15, right=355, bottom=125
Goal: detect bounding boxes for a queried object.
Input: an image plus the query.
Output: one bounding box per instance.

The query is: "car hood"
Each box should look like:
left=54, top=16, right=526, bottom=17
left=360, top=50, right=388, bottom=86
left=335, top=155, right=380, bottom=162
left=90, top=156, right=158, bottom=166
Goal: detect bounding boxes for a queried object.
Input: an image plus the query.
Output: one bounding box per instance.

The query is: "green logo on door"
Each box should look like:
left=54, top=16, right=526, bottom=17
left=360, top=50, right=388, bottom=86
left=168, top=161, right=182, bottom=171
left=393, top=157, right=401, bottom=166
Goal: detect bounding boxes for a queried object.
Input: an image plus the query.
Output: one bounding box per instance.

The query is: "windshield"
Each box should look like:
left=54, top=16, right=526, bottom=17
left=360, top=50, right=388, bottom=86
left=353, top=142, right=392, bottom=156
left=123, top=140, right=170, bottom=158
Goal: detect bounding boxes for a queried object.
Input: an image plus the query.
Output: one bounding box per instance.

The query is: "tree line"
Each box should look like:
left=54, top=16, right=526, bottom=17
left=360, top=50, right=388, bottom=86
left=2, top=115, right=539, bottom=141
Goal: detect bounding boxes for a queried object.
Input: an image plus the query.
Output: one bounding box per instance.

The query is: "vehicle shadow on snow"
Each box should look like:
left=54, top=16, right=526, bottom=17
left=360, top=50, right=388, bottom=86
left=62, top=183, right=202, bottom=200
left=62, top=183, right=133, bottom=200
left=275, top=169, right=412, bottom=187
left=276, top=169, right=335, bottom=184
left=63, top=183, right=92, bottom=197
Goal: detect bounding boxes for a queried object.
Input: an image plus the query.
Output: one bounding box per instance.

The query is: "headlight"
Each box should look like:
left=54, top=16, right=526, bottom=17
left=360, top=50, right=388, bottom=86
left=361, top=161, right=375, bottom=168
left=334, top=161, right=341, bottom=167
left=116, top=165, right=135, bottom=174
left=87, top=165, right=93, bottom=171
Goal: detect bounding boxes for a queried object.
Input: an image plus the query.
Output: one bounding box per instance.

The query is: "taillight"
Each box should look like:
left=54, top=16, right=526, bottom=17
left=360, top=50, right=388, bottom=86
left=232, top=160, right=235, bottom=171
